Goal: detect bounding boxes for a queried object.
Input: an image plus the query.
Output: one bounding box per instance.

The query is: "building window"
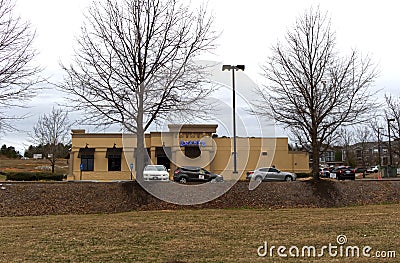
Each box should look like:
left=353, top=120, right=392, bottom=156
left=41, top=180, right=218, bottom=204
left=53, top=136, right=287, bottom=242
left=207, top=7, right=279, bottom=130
left=78, top=147, right=95, bottom=171
left=108, top=157, right=121, bottom=171
left=106, top=146, right=122, bottom=171
left=185, top=146, right=201, bottom=159
left=81, top=156, right=94, bottom=171
left=156, top=147, right=171, bottom=170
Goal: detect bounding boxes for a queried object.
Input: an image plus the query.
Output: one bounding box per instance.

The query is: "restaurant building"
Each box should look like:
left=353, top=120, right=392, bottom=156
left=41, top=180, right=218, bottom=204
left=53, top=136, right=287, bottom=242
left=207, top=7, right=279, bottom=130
left=69, top=124, right=309, bottom=181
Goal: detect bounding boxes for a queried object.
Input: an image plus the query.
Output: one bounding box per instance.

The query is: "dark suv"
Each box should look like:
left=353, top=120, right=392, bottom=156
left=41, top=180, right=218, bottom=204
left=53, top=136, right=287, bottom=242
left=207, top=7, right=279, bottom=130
left=173, top=166, right=223, bottom=184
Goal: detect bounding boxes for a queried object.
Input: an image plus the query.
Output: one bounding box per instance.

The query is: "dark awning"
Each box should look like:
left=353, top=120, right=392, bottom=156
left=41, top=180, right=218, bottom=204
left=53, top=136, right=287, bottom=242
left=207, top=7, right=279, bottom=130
left=106, top=147, right=122, bottom=158
left=78, top=147, right=95, bottom=158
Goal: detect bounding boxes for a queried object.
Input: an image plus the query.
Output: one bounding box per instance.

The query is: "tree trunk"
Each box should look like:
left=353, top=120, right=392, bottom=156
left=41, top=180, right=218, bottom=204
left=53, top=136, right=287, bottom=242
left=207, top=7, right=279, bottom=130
left=51, top=147, right=56, bottom=174
left=135, top=83, right=145, bottom=181
left=311, top=139, right=320, bottom=180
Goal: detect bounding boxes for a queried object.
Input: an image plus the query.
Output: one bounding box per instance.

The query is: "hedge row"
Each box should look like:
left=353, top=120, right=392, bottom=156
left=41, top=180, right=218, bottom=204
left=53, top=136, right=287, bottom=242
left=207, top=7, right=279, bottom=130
left=5, top=172, right=65, bottom=181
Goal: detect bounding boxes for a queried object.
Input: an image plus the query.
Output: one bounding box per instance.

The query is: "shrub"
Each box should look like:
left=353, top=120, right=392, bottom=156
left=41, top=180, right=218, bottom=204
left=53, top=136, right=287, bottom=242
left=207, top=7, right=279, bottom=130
left=5, top=172, right=64, bottom=181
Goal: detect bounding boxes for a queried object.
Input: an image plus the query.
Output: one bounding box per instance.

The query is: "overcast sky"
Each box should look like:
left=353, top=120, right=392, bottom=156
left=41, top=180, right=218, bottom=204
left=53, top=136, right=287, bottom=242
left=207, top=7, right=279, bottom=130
left=2, top=0, right=400, bottom=153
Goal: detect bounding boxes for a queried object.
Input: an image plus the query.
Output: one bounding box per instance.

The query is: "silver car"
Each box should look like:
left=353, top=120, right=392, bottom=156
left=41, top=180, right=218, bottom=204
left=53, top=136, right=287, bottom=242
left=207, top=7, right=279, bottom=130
left=250, top=167, right=296, bottom=182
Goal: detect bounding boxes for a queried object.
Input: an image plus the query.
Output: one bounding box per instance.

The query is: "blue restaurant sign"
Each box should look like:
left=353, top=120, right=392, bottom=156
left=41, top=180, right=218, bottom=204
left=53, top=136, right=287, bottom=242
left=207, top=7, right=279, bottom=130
left=180, top=140, right=206, bottom=147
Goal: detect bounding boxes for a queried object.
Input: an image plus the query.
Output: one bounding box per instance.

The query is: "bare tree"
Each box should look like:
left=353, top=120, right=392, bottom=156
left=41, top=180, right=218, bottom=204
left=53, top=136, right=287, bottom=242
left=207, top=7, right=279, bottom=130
left=336, top=127, right=356, bottom=166
left=353, top=125, right=373, bottom=168
left=60, top=0, right=217, bottom=177
left=0, top=0, right=42, bottom=133
left=384, top=94, right=400, bottom=163
left=255, top=7, right=378, bottom=179
left=32, top=108, right=71, bottom=173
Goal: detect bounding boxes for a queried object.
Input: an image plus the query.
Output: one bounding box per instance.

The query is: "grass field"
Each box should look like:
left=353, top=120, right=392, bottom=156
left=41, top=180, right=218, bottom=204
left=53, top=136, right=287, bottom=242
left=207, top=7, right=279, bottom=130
left=0, top=204, right=398, bottom=262
left=0, top=158, right=69, bottom=178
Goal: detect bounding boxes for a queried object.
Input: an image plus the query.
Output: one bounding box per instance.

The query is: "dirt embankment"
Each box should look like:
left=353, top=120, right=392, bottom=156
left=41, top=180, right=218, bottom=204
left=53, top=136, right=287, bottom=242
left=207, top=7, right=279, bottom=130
left=0, top=180, right=399, bottom=217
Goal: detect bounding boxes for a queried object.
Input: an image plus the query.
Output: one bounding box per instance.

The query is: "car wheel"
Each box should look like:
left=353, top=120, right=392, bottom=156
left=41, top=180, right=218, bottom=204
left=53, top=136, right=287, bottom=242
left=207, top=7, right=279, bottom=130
left=255, top=176, right=263, bottom=183
left=285, top=176, right=293, bottom=181
left=179, top=177, right=187, bottom=184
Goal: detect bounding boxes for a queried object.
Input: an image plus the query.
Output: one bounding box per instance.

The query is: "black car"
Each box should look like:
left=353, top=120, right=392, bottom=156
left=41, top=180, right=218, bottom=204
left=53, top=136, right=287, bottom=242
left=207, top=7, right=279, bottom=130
left=319, top=168, right=330, bottom=178
left=173, top=166, right=223, bottom=184
left=330, top=166, right=355, bottom=180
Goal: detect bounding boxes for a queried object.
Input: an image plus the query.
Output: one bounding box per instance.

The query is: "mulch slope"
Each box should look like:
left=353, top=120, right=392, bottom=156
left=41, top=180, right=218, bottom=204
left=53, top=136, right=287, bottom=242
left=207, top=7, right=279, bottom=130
left=0, top=180, right=399, bottom=217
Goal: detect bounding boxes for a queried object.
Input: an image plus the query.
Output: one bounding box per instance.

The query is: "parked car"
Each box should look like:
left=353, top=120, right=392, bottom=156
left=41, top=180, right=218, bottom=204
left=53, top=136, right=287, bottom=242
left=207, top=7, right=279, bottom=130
left=173, top=166, right=223, bottom=184
left=249, top=167, right=296, bottom=182
left=330, top=166, right=355, bottom=180
left=319, top=168, right=330, bottom=178
left=143, top=165, right=169, bottom=182
left=366, top=166, right=379, bottom=173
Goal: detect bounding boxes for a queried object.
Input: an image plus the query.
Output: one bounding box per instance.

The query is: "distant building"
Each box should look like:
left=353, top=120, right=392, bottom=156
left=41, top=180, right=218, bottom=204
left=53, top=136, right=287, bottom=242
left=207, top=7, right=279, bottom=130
left=308, top=147, right=343, bottom=167
left=33, top=154, right=43, bottom=159
left=348, top=141, right=389, bottom=167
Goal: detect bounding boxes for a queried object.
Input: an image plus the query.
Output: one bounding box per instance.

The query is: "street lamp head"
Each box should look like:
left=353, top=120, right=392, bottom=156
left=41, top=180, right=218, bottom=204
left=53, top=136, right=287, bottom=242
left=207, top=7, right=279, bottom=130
left=236, top=65, right=245, bottom=71
left=387, top=118, right=395, bottom=122
left=222, top=65, right=232, bottom=71
left=222, top=65, right=245, bottom=71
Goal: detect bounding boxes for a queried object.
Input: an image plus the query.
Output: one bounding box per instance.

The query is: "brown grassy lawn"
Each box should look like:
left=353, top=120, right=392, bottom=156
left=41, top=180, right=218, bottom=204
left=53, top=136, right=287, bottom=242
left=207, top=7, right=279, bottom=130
left=0, top=158, right=69, bottom=175
left=0, top=204, right=398, bottom=263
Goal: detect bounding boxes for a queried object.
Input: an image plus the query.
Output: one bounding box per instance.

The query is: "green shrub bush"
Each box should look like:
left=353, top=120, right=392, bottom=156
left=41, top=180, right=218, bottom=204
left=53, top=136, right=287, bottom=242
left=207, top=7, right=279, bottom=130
left=5, top=172, right=64, bottom=181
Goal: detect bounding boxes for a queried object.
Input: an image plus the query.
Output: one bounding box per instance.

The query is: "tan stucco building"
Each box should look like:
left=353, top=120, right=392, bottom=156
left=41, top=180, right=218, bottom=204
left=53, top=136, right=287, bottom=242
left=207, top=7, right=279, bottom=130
left=69, top=124, right=309, bottom=181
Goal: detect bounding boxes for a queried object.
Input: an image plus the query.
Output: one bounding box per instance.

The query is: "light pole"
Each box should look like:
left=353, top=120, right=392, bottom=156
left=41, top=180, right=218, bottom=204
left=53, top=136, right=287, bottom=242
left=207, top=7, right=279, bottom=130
left=377, top=127, right=383, bottom=167
left=388, top=118, right=395, bottom=177
left=222, top=64, right=245, bottom=174
left=388, top=118, right=395, bottom=167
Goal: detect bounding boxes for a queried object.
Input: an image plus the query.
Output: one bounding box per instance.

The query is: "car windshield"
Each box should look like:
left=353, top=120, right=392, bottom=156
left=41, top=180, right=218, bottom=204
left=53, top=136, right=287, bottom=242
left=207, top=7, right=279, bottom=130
left=144, top=165, right=166, bottom=171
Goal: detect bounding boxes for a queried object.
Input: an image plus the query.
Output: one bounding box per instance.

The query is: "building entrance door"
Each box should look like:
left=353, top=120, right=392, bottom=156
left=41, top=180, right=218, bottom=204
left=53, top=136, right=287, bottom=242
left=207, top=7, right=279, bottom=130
left=155, top=147, right=171, bottom=170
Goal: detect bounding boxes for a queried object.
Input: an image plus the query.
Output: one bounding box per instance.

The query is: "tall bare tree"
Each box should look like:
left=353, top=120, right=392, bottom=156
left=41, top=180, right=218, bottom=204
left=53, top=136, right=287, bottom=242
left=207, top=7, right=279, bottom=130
left=0, top=0, right=42, bottom=133
left=353, top=125, right=373, bottom=168
left=60, top=0, right=217, bottom=177
left=336, top=127, right=356, bottom=166
left=255, top=7, right=378, bottom=179
left=384, top=94, right=400, bottom=163
left=32, top=107, right=71, bottom=173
